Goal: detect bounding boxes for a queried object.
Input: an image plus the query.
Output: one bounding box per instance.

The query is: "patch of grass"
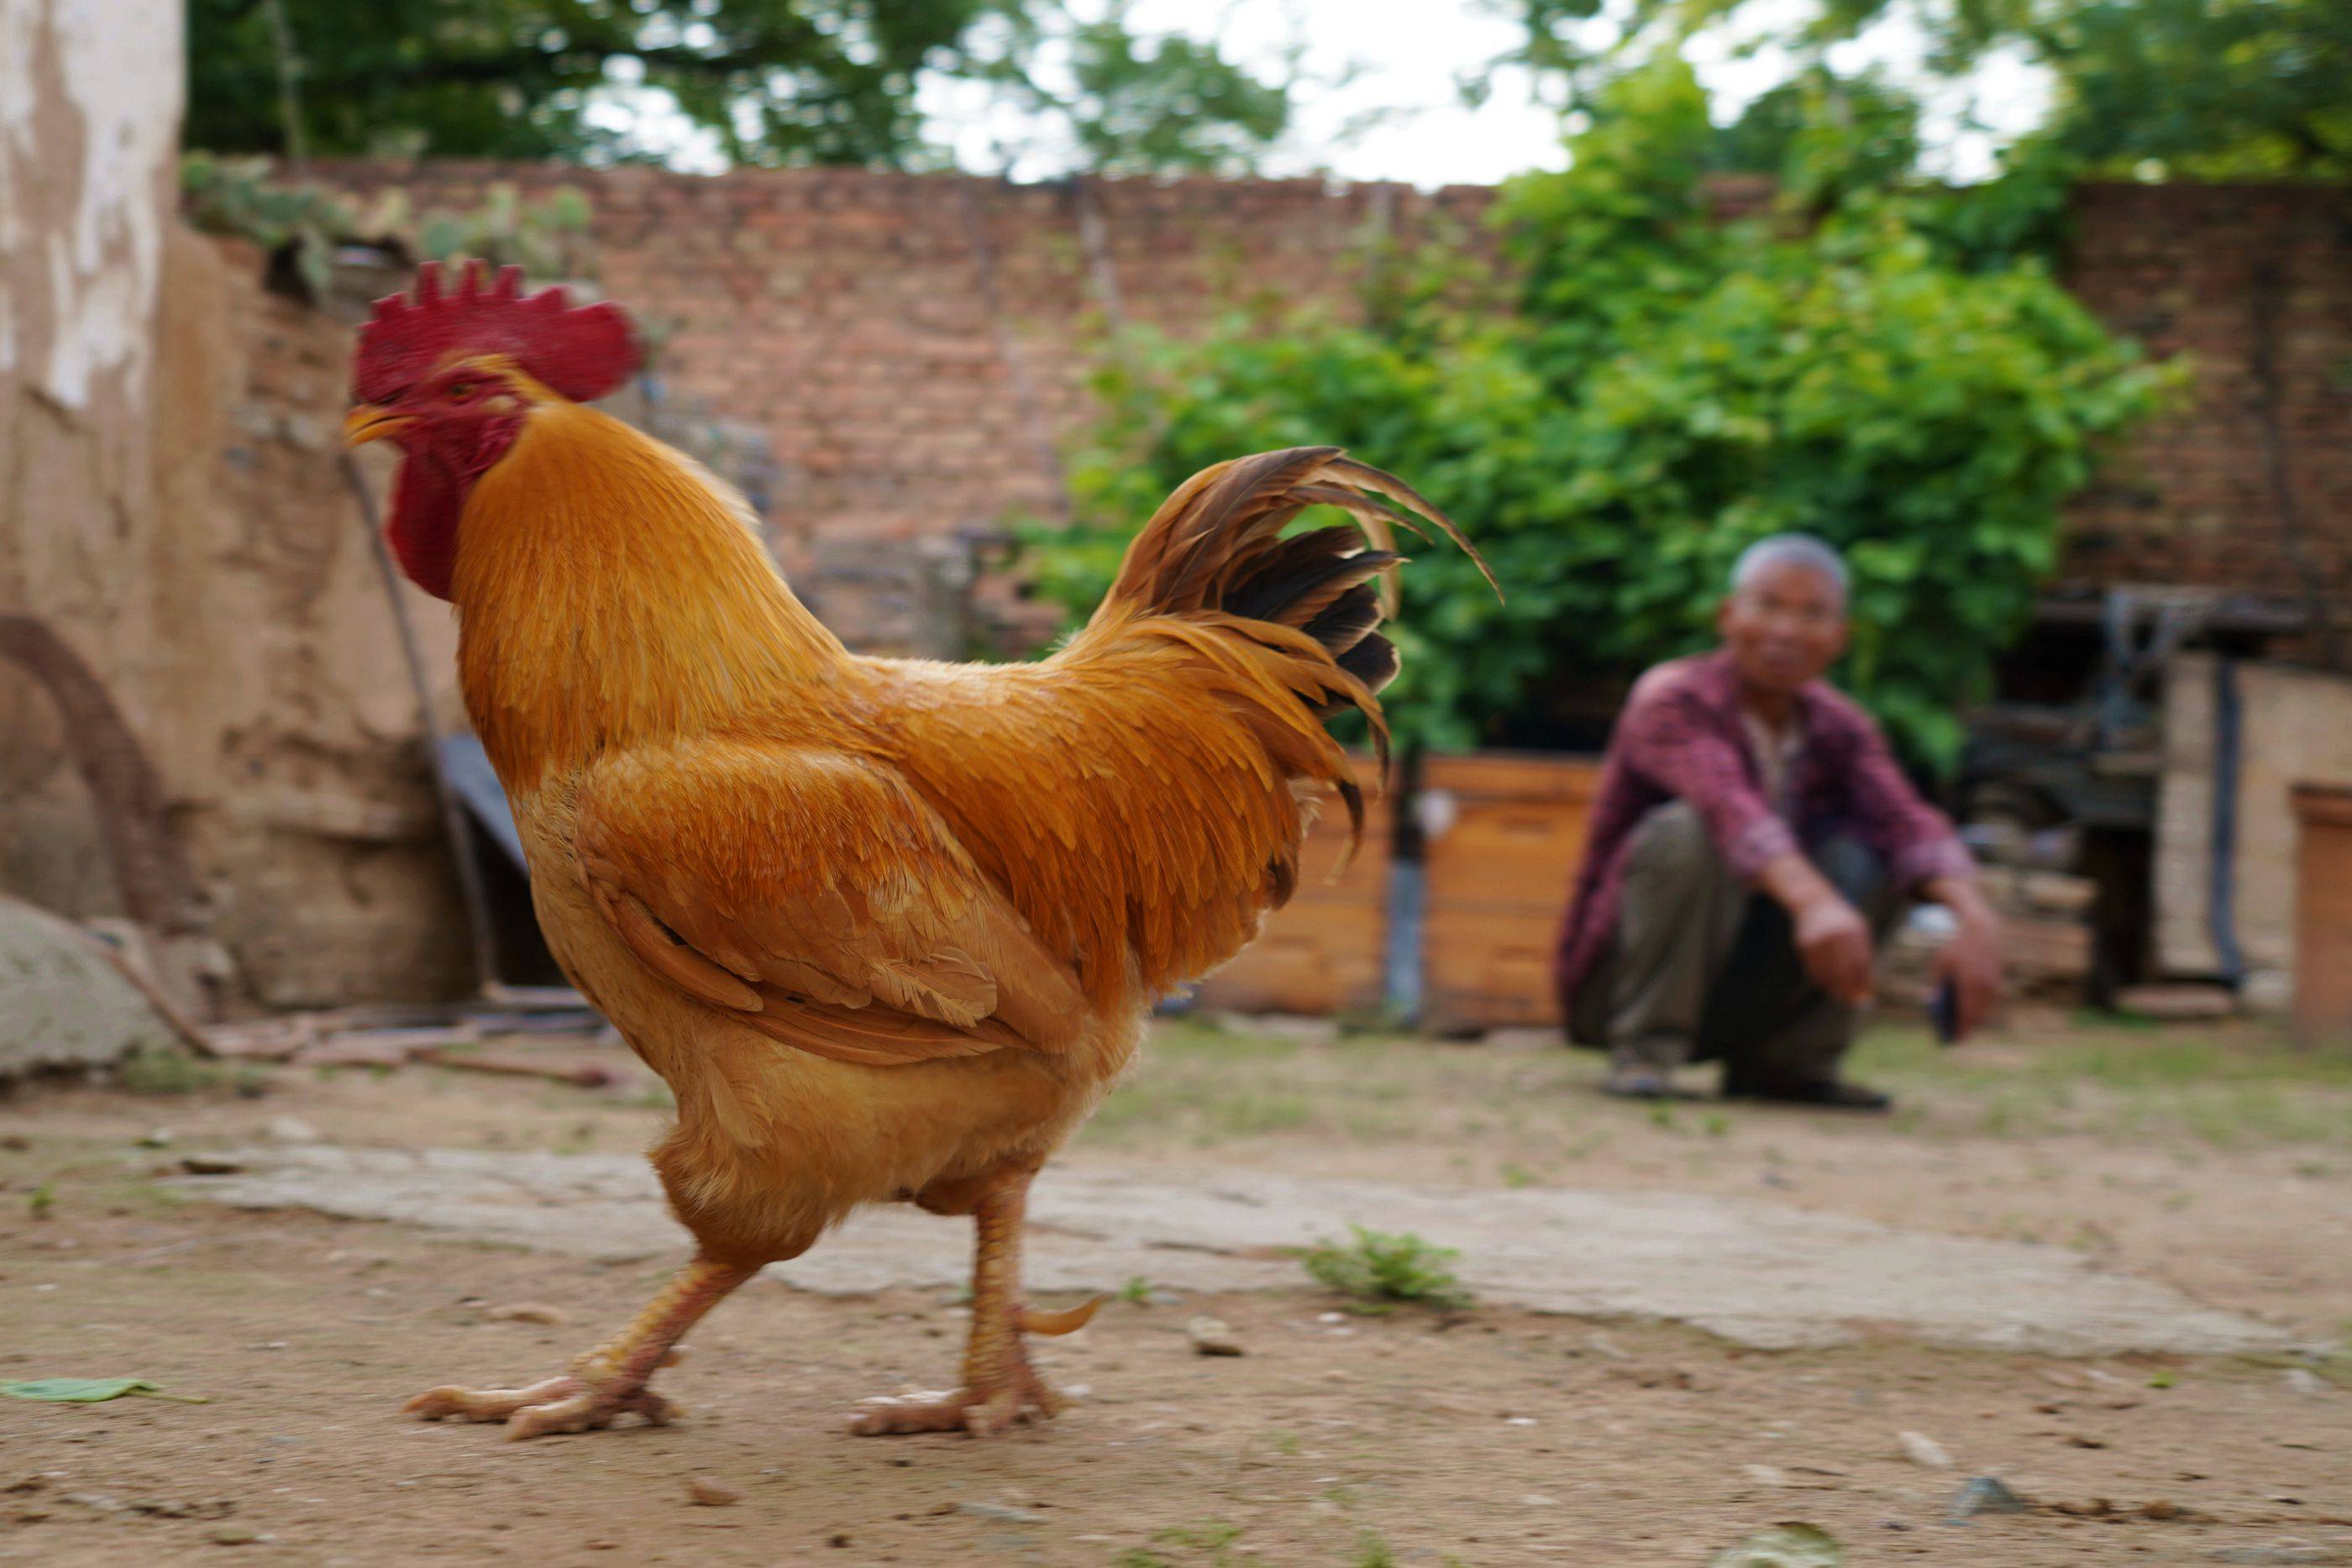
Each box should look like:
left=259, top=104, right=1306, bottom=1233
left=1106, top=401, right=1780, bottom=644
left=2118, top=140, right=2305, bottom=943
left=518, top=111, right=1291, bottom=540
left=27, top=1180, right=55, bottom=1219
left=1851, top=1020, right=2352, bottom=1150
left=116, top=1049, right=263, bottom=1098
left=1302, top=1225, right=1473, bottom=1314
left=1214, top=1093, right=1314, bottom=1136
left=1352, top=1534, right=1399, bottom=1568
left=1499, top=1162, right=1540, bottom=1188
left=1116, top=1275, right=1155, bottom=1305
left=1116, top=1520, right=1247, bottom=1567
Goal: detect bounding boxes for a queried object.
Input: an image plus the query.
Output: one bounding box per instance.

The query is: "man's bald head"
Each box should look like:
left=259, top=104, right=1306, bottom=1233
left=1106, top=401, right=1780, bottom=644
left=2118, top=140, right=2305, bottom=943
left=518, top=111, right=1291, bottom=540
left=1719, top=533, right=1851, bottom=700
left=1731, top=534, right=1847, bottom=606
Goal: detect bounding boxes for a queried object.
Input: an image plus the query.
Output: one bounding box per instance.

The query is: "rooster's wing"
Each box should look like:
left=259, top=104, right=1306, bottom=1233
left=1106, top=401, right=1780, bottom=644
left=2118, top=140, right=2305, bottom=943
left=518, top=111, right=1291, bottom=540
left=570, top=740, right=1085, bottom=1067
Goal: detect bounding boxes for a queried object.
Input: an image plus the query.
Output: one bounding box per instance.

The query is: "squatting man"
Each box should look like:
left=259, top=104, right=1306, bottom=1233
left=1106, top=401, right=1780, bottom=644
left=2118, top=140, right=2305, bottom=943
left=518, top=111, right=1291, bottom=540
left=1553, top=535, right=2005, bottom=1109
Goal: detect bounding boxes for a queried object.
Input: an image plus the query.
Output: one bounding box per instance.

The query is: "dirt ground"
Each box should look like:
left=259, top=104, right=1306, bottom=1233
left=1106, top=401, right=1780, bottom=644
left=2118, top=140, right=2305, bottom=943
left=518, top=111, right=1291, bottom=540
left=3, top=1016, right=2349, bottom=1566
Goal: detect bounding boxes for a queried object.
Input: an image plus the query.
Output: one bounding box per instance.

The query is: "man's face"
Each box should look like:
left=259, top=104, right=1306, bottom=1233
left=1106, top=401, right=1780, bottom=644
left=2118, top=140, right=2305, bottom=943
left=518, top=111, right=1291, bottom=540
left=1718, top=559, right=1848, bottom=696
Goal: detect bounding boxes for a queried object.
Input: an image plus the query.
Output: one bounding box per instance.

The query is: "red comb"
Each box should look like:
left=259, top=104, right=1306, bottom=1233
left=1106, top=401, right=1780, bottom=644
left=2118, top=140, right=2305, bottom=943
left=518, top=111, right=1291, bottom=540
left=353, top=260, right=639, bottom=405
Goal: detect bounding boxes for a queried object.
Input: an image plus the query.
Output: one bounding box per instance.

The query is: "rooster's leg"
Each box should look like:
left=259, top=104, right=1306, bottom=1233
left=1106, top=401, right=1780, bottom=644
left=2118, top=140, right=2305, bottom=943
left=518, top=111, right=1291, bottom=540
left=407, top=1255, right=756, bottom=1440
left=852, top=1168, right=1098, bottom=1437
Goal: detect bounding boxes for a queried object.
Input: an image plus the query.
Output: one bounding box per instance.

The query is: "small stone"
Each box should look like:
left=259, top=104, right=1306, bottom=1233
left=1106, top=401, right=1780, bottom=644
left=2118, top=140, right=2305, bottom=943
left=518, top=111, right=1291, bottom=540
left=2064, top=1434, right=2109, bottom=1449
left=686, top=1477, right=740, bottom=1507
left=2052, top=1498, right=2115, bottom=1518
left=484, top=1303, right=570, bottom=1326
left=827, top=1533, right=853, bottom=1549
left=1519, top=1494, right=1558, bottom=1507
left=1898, top=1430, right=1953, bottom=1469
left=265, top=1117, right=321, bottom=1144
left=2282, top=1368, right=2328, bottom=1396
left=1949, top=1476, right=2029, bottom=1518
left=1744, top=1464, right=1790, bottom=1487
left=136, top=1129, right=173, bottom=1149
left=209, top=1526, right=258, bottom=1544
left=957, top=1502, right=1043, bottom=1524
left=1186, top=1316, right=1243, bottom=1356
left=179, top=1155, right=246, bottom=1176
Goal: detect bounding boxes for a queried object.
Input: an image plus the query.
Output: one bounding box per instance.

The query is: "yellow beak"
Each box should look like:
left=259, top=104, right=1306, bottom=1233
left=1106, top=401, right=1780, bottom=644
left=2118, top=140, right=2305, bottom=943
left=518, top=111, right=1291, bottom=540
left=343, top=405, right=413, bottom=448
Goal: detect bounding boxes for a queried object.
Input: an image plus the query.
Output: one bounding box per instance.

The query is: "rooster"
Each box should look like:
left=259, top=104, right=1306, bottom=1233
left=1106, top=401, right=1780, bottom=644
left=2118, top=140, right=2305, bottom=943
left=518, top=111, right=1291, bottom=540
left=344, top=261, right=1488, bottom=1440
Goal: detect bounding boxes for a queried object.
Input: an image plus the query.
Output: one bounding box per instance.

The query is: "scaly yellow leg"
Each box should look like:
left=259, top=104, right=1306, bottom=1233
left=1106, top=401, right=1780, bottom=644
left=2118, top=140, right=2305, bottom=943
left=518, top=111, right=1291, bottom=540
left=852, top=1171, right=1099, bottom=1436
left=407, top=1255, right=756, bottom=1440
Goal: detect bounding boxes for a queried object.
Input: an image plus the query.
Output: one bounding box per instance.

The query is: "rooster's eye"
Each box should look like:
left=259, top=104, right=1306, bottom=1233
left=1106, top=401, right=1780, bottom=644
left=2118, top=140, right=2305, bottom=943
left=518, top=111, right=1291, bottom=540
left=446, top=381, right=476, bottom=401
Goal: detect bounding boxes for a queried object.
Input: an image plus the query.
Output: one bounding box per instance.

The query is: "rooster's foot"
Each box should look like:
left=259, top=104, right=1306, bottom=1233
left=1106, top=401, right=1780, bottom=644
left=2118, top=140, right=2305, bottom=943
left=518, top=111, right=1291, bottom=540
left=849, top=1361, right=1070, bottom=1438
left=405, top=1374, right=680, bottom=1440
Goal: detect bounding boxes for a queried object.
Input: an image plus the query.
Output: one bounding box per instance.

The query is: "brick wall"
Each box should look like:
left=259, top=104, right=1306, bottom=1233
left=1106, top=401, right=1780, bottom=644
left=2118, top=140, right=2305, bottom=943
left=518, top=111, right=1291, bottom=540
left=2059, top=183, right=2352, bottom=615
left=314, top=164, right=2352, bottom=623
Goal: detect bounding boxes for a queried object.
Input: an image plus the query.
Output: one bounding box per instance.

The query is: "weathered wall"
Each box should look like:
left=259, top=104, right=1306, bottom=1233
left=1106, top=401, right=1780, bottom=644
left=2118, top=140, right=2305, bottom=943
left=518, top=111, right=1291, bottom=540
left=0, top=0, right=188, bottom=923
left=145, top=239, right=475, bottom=1006
left=312, top=164, right=2352, bottom=620
left=315, top=165, right=1494, bottom=649
left=2060, top=183, right=2352, bottom=615
left=5, top=220, right=475, bottom=1008
left=0, top=1, right=475, bottom=1008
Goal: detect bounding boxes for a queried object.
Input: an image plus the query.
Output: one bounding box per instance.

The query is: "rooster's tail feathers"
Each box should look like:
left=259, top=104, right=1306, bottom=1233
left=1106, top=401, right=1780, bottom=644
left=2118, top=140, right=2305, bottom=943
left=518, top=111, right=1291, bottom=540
left=1086, top=447, right=1489, bottom=721
left=1070, top=448, right=1488, bottom=870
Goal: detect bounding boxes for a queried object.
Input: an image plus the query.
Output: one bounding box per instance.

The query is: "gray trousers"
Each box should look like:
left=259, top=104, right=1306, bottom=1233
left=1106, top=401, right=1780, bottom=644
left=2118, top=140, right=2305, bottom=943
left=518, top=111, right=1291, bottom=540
left=1569, top=803, right=1899, bottom=1083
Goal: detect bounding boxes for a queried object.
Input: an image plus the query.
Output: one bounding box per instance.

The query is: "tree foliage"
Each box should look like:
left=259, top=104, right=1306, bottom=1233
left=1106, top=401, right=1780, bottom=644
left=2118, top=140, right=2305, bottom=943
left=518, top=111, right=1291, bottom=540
left=1491, top=0, right=2352, bottom=179
left=186, top=0, right=1294, bottom=175
left=1019, top=62, right=2176, bottom=765
left=962, top=1, right=1296, bottom=178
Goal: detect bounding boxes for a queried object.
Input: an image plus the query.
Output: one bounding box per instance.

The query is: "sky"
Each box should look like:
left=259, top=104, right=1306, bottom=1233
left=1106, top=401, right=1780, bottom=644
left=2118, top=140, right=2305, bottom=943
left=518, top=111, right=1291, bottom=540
left=597, top=0, right=2055, bottom=188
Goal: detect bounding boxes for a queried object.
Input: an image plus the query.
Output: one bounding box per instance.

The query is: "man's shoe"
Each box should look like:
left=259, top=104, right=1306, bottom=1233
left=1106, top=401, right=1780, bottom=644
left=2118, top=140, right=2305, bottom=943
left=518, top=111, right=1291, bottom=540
left=1602, top=1062, right=1675, bottom=1100
left=1722, top=1072, right=1893, bottom=1112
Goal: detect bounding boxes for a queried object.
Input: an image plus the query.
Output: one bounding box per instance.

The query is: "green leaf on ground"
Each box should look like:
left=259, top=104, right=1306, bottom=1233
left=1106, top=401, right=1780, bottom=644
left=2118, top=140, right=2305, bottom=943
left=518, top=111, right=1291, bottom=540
left=1, top=1377, right=209, bottom=1404
left=1709, top=1523, right=1845, bottom=1568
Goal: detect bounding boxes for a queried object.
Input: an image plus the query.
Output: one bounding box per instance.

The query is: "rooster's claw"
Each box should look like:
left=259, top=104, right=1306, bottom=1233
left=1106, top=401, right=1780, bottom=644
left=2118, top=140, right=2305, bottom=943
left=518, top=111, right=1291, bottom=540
left=406, top=1375, right=680, bottom=1439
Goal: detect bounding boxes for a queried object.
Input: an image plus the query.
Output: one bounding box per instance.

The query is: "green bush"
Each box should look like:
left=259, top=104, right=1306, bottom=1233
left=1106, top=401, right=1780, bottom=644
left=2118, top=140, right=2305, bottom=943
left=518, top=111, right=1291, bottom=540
left=1018, top=61, right=2177, bottom=767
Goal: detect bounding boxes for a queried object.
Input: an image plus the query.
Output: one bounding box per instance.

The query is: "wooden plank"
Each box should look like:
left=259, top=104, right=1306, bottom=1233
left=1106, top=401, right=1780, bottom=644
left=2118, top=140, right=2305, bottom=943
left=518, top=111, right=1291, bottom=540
left=2155, top=652, right=2220, bottom=976
left=2295, top=785, right=2352, bottom=1046
left=1420, top=753, right=1604, bottom=1032
left=1424, top=906, right=1565, bottom=1031
left=1192, top=758, right=1390, bottom=1017
left=2160, top=656, right=2352, bottom=982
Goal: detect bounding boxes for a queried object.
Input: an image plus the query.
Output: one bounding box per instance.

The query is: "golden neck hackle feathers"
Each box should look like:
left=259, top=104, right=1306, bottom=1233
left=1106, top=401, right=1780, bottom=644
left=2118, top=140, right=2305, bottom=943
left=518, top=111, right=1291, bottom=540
left=451, top=400, right=848, bottom=789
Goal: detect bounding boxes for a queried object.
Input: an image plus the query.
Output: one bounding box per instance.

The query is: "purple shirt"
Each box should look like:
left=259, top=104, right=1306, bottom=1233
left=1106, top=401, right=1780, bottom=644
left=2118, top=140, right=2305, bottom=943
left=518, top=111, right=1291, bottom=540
left=1553, top=649, right=1976, bottom=1009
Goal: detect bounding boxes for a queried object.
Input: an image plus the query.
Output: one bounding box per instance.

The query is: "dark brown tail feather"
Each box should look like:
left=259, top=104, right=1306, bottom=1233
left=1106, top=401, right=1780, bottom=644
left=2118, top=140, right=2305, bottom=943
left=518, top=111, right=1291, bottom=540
left=1092, top=446, right=1492, bottom=709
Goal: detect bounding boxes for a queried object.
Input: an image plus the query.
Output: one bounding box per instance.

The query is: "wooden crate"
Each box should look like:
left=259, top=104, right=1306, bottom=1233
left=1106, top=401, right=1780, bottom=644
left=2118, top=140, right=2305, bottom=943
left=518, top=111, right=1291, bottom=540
left=2292, top=784, right=2352, bottom=1047
left=1191, top=758, right=1392, bottom=1018
left=1420, top=753, right=1604, bottom=1033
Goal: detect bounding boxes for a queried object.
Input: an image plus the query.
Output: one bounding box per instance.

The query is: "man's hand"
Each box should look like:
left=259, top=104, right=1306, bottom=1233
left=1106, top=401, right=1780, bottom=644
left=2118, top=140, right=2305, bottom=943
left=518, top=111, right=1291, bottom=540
left=1925, top=878, right=2003, bottom=1042
left=1791, top=892, right=1875, bottom=1005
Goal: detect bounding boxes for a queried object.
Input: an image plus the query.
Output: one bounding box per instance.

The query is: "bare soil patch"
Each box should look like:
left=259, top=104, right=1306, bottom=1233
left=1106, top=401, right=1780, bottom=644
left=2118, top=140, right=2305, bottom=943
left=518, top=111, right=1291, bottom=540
left=3, top=1017, right=2348, bottom=1565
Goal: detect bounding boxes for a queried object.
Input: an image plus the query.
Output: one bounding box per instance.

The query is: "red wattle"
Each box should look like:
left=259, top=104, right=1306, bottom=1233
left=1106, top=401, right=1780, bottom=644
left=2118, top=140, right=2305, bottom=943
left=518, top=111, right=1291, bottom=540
left=386, top=455, right=461, bottom=600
